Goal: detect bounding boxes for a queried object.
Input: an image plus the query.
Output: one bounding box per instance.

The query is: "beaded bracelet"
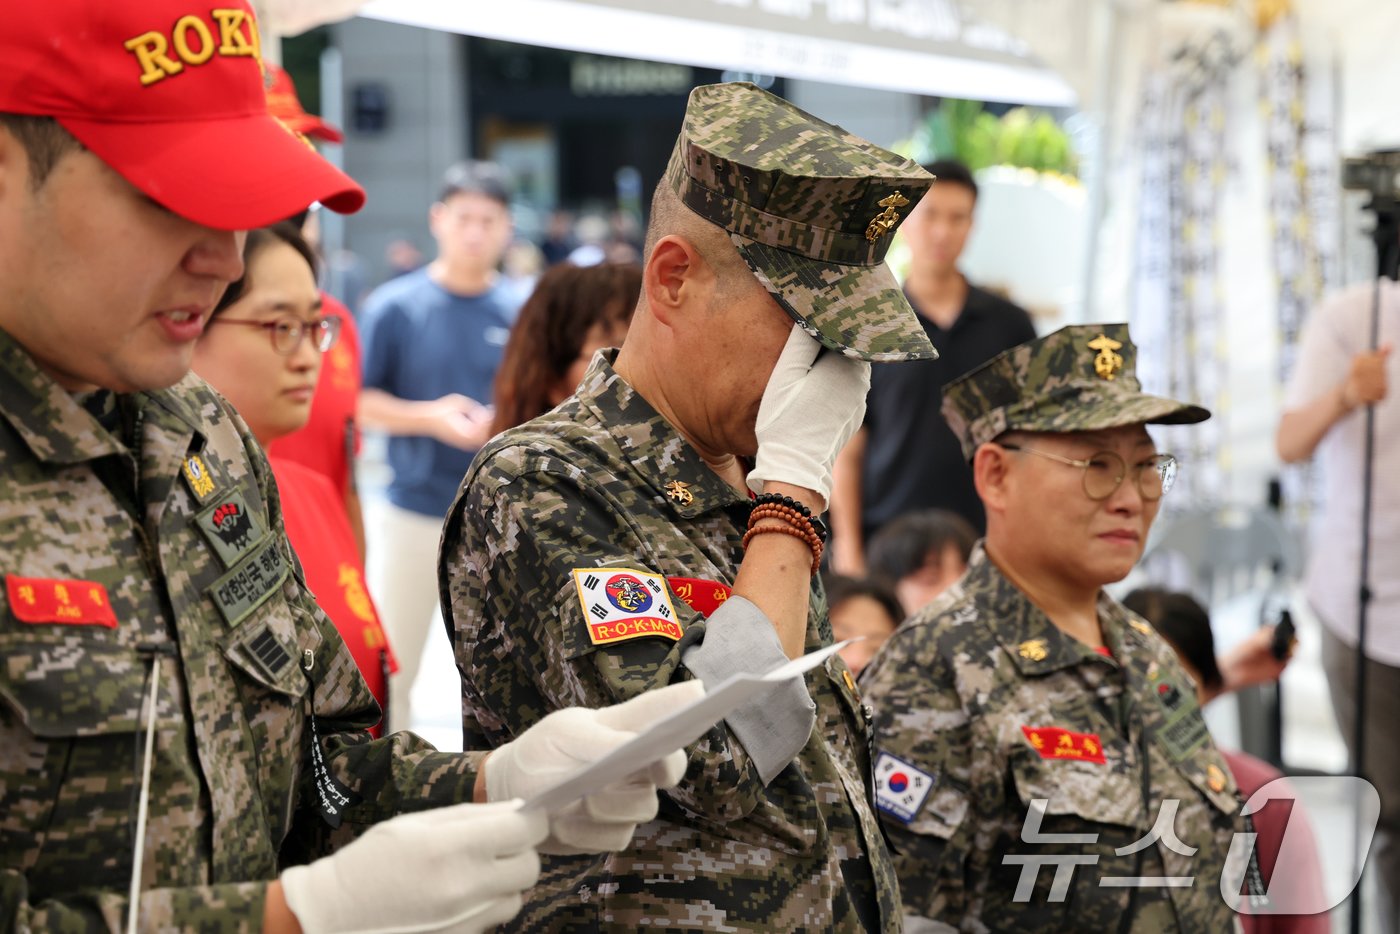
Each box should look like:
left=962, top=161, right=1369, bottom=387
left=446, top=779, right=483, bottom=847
left=750, top=492, right=828, bottom=543
left=742, top=521, right=823, bottom=575
left=751, top=492, right=813, bottom=517
left=749, top=505, right=822, bottom=553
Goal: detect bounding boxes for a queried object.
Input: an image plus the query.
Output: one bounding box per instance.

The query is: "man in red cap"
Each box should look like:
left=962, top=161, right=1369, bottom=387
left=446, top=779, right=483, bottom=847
left=0, top=3, right=702, bottom=931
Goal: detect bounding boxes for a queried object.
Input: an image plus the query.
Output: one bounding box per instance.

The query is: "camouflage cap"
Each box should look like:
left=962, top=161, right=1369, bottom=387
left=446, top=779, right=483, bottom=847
left=942, top=323, right=1211, bottom=460
left=665, top=82, right=936, bottom=362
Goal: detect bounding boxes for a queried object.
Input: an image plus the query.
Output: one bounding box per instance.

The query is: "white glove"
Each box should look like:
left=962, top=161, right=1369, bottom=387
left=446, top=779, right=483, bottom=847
left=747, top=325, right=872, bottom=505
left=484, top=680, right=703, bottom=855
left=280, top=799, right=548, bottom=934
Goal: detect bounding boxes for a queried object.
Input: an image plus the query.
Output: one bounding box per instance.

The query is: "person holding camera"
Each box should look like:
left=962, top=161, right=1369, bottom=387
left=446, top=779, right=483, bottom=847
left=1277, top=278, right=1400, bottom=927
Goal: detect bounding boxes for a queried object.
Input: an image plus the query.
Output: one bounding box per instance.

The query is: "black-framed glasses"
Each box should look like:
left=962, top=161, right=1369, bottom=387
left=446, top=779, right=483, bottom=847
left=210, top=315, right=341, bottom=356
left=999, top=443, right=1179, bottom=501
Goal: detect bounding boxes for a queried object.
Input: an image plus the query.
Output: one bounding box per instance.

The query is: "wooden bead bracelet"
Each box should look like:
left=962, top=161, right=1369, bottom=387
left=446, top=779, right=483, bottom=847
left=742, top=519, right=823, bottom=575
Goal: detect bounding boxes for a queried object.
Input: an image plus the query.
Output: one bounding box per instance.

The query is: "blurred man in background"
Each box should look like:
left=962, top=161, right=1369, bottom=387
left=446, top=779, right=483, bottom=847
left=832, top=159, right=1035, bottom=572
left=359, top=160, right=523, bottom=732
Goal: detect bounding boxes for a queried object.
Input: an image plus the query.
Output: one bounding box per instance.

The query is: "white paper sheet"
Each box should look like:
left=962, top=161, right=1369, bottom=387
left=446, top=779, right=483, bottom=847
left=520, top=640, right=852, bottom=814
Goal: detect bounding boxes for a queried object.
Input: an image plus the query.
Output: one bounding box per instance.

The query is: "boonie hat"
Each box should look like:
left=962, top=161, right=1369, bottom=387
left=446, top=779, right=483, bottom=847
left=942, top=323, right=1211, bottom=460
left=666, top=82, right=937, bottom=362
left=264, top=64, right=343, bottom=143
left=0, top=0, right=364, bottom=230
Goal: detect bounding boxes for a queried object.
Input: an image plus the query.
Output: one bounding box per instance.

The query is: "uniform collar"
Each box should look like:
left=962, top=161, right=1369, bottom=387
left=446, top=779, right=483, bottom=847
left=574, top=350, right=751, bottom=519
left=968, top=544, right=1147, bottom=677
left=0, top=325, right=206, bottom=465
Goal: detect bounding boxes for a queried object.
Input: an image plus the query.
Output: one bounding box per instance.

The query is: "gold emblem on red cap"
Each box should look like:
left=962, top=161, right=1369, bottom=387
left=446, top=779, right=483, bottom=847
left=864, top=191, right=910, bottom=242
left=1088, top=334, right=1124, bottom=381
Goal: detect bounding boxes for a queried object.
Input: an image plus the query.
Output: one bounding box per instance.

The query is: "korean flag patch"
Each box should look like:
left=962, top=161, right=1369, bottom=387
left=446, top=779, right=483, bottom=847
left=874, top=751, right=935, bottom=823
left=573, top=567, right=683, bottom=646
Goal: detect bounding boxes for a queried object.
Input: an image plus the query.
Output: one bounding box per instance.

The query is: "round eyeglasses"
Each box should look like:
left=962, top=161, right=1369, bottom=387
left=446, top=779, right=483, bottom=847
left=209, top=314, right=342, bottom=356
left=998, top=443, right=1179, bottom=501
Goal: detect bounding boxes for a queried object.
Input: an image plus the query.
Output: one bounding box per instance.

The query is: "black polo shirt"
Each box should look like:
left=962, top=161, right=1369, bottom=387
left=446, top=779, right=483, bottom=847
left=861, top=284, right=1036, bottom=538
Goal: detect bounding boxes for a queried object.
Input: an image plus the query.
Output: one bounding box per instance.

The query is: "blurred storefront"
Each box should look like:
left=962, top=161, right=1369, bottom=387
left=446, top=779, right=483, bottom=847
left=326, top=1, right=1071, bottom=291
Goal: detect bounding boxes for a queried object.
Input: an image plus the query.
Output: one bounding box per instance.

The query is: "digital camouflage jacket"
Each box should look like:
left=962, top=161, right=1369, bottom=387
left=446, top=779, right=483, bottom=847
left=441, top=352, right=898, bottom=932
left=860, top=545, right=1247, bottom=933
left=0, top=329, right=482, bottom=932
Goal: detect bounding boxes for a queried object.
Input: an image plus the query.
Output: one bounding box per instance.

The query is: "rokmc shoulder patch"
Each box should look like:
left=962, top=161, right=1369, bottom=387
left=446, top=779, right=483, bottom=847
left=573, top=567, right=682, bottom=646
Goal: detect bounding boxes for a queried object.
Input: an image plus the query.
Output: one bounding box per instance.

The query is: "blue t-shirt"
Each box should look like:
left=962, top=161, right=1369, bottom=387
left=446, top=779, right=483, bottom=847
left=360, top=269, right=521, bottom=518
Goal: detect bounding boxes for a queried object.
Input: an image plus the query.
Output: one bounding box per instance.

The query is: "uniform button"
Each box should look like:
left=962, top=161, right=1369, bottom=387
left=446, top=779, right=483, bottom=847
left=1206, top=762, right=1227, bottom=792
left=302, top=649, right=315, bottom=672
left=283, top=578, right=298, bottom=600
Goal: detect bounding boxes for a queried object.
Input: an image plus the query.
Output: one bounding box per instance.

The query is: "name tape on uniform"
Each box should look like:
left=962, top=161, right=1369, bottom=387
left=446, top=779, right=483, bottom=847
left=7, top=574, right=118, bottom=628
left=874, top=750, right=935, bottom=823
left=208, top=536, right=288, bottom=627
left=1020, top=725, right=1106, bottom=764
left=667, top=576, right=732, bottom=619
left=573, top=567, right=682, bottom=646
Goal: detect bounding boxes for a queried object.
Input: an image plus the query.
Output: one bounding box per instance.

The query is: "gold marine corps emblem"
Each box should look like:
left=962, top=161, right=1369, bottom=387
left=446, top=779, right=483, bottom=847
left=864, top=191, right=910, bottom=242
left=1018, top=639, right=1048, bottom=661
left=1087, top=334, right=1124, bottom=381
left=664, top=480, right=694, bottom=506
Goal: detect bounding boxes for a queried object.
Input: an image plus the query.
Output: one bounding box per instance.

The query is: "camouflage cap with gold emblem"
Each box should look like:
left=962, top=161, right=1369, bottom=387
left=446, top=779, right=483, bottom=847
left=665, top=82, right=937, bottom=362
left=941, top=323, right=1211, bottom=460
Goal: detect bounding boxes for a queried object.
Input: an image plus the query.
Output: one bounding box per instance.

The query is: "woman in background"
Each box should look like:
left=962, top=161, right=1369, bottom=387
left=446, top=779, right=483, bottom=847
left=491, top=262, right=642, bottom=434
left=193, top=223, right=396, bottom=733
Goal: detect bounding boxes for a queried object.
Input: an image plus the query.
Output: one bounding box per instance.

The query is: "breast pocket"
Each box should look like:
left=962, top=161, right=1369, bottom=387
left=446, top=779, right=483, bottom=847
left=220, top=583, right=318, bottom=834
left=989, top=748, right=1151, bottom=924
left=0, top=635, right=180, bottom=896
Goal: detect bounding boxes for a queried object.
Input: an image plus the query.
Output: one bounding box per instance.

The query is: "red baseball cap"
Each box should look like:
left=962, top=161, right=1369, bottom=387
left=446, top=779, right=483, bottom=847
left=0, top=0, right=365, bottom=230
left=265, top=64, right=344, bottom=144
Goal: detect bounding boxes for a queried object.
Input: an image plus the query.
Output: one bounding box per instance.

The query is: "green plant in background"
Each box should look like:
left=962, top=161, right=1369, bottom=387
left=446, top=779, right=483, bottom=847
left=898, top=98, right=1078, bottom=178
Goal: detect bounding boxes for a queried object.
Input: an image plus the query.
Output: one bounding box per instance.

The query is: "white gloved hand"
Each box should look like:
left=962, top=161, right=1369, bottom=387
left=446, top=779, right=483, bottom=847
left=747, top=325, right=872, bottom=506
left=280, top=799, right=548, bottom=934
left=484, top=680, right=703, bottom=855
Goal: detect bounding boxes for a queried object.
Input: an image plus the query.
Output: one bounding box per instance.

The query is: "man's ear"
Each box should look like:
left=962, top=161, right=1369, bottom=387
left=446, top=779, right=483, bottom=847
left=972, top=442, right=1012, bottom=514
left=427, top=201, right=447, bottom=238
left=642, top=234, right=704, bottom=329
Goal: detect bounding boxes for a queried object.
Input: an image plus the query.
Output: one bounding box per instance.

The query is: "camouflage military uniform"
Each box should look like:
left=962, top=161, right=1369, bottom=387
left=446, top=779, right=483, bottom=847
left=440, top=353, right=898, bottom=931
left=0, top=329, right=482, bottom=931
left=861, top=324, right=1243, bottom=932
left=861, top=547, right=1246, bottom=932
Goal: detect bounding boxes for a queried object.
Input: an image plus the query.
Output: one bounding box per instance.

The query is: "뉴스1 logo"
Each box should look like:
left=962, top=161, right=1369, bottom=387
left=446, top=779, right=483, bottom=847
left=1002, top=777, right=1381, bottom=916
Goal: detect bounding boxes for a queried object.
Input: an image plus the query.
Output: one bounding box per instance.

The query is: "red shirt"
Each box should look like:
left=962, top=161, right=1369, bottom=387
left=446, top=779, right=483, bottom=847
left=270, top=455, right=396, bottom=734
left=267, top=293, right=360, bottom=502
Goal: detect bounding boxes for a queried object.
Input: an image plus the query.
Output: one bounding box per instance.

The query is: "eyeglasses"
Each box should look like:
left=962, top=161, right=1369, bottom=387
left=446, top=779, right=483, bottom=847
left=998, top=443, right=1179, bottom=501
left=210, top=315, right=341, bottom=356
